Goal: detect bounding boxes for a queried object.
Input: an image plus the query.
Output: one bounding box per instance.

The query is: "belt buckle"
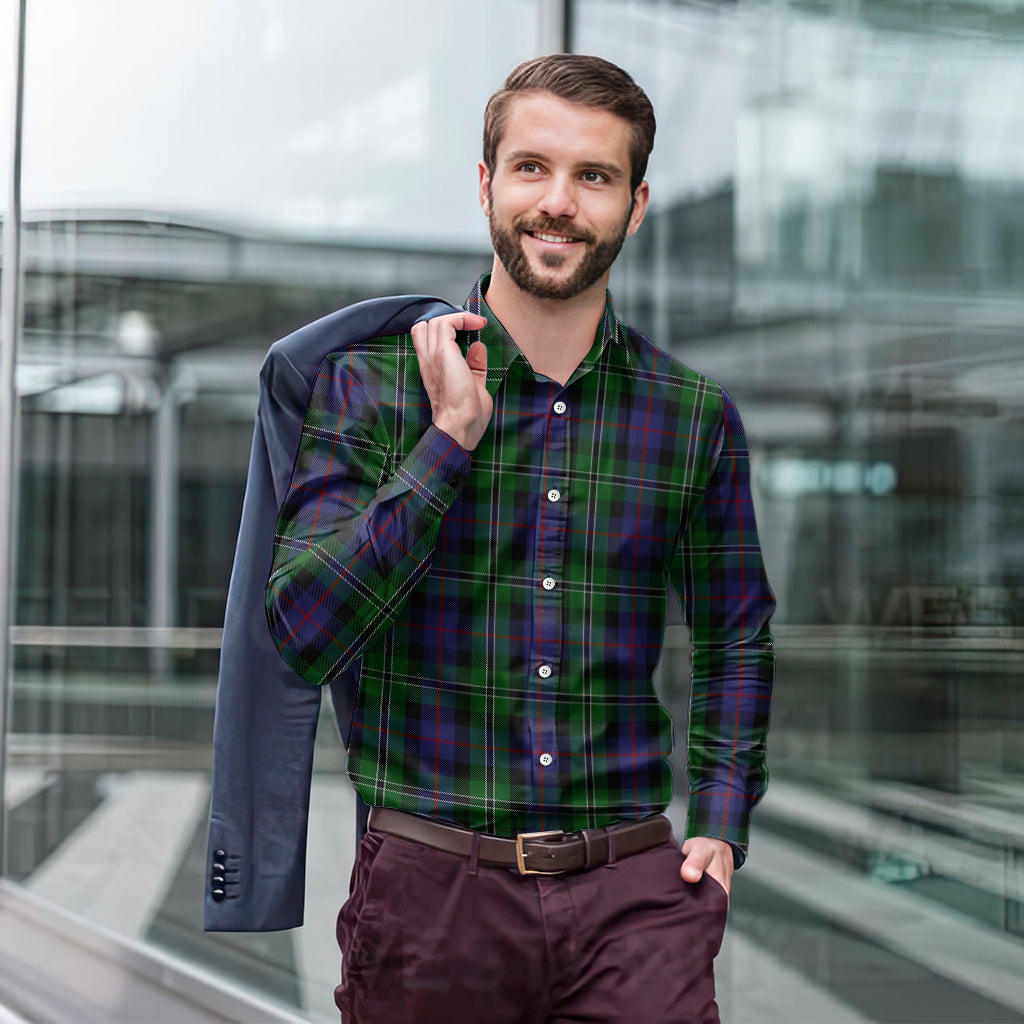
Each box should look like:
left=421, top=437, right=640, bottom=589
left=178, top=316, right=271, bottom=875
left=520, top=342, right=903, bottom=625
left=515, top=830, right=566, bottom=875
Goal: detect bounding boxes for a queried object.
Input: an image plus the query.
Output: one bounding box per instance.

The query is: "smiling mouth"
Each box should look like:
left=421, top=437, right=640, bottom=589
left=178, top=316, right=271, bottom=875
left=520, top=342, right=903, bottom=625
left=528, top=231, right=581, bottom=244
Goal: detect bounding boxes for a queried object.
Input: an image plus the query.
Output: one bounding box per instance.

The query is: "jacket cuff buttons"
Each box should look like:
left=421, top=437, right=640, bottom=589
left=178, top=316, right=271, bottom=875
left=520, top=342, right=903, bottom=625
left=211, top=849, right=228, bottom=902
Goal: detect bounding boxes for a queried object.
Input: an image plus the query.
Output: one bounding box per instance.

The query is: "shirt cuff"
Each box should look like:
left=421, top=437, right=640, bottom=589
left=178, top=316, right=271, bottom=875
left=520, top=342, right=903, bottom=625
left=685, top=790, right=753, bottom=869
left=393, top=424, right=472, bottom=509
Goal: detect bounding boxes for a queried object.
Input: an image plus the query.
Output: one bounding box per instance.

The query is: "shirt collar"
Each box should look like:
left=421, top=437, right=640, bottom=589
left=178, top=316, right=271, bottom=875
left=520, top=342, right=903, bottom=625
left=463, top=274, right=637, bottom=390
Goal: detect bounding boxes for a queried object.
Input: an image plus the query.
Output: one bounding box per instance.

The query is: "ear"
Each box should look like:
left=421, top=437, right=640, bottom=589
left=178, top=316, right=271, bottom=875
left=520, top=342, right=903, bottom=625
left=625, top=180, right=650, bottom=237
left=478, top=161, right=492, bottom=216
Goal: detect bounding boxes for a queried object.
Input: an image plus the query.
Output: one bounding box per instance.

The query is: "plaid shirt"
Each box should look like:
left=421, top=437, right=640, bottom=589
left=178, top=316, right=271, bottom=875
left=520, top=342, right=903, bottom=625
left=266, top=275, right=775, bottom=861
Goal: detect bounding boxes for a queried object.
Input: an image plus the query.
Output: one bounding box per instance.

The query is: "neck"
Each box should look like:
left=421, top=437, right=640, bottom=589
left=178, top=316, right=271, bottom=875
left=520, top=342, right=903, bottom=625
left=484, top=260, right=609, bottom=386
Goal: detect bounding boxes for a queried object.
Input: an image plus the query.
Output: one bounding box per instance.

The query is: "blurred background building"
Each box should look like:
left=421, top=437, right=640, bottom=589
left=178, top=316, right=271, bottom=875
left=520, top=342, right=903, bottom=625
left=1, top=0, right=1023, bottom=1021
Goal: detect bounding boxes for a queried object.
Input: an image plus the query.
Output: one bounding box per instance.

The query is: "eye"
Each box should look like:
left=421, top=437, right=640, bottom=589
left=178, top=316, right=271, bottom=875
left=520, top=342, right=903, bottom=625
left=517, top=162, right=542, bottom=175
left=581, top=170, right=608, bottom=184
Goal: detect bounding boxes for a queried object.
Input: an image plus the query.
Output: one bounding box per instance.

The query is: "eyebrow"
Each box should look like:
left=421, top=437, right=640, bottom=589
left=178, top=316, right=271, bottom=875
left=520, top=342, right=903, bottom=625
left=502, top=150, right=626, bottom=181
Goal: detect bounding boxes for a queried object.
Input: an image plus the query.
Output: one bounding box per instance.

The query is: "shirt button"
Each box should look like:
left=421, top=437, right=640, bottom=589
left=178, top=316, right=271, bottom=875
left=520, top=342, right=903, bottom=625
left=542, top=577, right=556, bottom=591
left=553, top=401, right=567, bottom=415
left=539, top=753, right=553, bottom=766
left=538, top=664, right=552, bottom=679
left=547, top=488, right=560, bottom=503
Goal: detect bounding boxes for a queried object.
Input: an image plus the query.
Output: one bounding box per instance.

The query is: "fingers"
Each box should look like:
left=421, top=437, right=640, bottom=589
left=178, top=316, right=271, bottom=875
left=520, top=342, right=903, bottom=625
left=679, top=836, right=733, bottom=892
left=459, top=312, right=488, bottom=331
left=410, top=311, right=493, bottom=452
left=412, top=312, right=487, bottom=376
left=411, top=311, right=486, bottom=344
left=409, top=313, right=485, bottom=385
left=411, top=313, right=487, bottom=375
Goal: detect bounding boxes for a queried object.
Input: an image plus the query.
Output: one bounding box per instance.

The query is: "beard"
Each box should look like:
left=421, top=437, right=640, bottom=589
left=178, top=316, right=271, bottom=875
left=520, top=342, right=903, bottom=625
left=488, top=188, right=631, bottom=301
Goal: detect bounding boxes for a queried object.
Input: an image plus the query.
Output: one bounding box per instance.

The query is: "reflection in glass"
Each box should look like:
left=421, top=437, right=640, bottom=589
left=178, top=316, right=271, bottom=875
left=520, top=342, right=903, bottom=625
left=579, top=1, right=1024, bottom=1020
left=8, top=2, right=538, bottom=1019
left=5, top=0, right=1024, bottom=1020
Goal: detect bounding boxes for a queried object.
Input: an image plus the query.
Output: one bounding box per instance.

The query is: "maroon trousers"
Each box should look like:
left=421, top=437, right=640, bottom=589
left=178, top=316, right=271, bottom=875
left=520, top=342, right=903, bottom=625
left=335, top=827, right=728, bottom=1024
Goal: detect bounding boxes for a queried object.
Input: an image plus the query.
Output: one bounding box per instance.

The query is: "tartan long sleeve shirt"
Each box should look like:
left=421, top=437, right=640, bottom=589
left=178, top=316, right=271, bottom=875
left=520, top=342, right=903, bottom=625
left=266, top=275, right=775, bottom=863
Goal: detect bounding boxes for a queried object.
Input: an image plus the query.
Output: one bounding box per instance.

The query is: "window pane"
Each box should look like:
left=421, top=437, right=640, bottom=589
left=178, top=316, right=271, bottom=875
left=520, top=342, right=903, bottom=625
left=576, top=1, right=1024, bottom=1021
left=10, top=2, right=539, bottom=1019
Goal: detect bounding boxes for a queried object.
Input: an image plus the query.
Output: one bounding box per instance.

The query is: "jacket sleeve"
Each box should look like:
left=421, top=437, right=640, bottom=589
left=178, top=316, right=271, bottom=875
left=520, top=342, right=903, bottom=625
left=204, top=392, right=326, bottom=931
left=669, top=388, right=775, bottom=867
left=204, top=296, right=458, bottom=932
left=264, top=356, right=471, bottom=687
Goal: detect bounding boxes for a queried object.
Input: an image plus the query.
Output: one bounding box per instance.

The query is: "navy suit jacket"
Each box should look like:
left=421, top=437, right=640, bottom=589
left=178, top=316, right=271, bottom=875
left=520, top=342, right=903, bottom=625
left=204, top=294, right=459, bottom=932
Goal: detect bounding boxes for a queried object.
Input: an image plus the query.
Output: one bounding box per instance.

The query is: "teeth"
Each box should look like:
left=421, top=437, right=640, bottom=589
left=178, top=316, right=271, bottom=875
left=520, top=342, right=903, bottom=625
left=533, top=232, right=575, bottom=244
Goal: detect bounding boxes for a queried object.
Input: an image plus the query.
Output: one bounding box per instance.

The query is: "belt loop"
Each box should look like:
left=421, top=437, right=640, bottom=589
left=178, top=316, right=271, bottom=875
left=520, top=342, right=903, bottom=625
left=606, top=829, right=618, bottom=869
left=581, top=829, right=593, bottom=869
left=468, top=831, right=480, bottom=877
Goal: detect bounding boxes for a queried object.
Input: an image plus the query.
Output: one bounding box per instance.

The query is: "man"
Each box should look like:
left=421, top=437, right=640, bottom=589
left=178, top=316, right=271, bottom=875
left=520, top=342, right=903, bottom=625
left=265, top=54, right=774, bottom=1023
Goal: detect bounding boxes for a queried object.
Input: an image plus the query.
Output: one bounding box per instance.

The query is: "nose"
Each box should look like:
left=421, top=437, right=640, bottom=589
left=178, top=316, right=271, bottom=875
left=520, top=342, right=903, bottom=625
left=536, top=174, right=577, bottom=220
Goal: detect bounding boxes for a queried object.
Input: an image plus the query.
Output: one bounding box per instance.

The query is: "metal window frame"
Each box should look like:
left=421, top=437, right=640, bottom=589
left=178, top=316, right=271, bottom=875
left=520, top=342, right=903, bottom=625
left=0, top=0, right=27, bottom=881
left=538, top=0, right=574, bottom=52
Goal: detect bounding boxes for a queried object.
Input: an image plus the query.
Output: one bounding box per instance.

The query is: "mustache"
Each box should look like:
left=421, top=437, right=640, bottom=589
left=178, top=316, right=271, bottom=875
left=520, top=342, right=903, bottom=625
left=513, top=216, right=595, bottom=245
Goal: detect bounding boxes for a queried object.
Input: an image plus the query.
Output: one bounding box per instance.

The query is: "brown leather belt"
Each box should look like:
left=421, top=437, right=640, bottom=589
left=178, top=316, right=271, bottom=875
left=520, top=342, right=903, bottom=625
left=368, top=807, right=673, bottom=875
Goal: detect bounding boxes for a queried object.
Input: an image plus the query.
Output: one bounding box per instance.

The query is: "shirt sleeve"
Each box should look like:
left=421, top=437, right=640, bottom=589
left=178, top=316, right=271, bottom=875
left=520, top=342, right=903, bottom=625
left=669, top=387, right=776, bottom=867
left=265, top=355, right=471, bottom=686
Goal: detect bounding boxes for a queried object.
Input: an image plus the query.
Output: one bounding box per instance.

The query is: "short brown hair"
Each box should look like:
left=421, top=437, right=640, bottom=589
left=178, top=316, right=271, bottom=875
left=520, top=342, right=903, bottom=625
left=483, top=54, right=656, bottom=193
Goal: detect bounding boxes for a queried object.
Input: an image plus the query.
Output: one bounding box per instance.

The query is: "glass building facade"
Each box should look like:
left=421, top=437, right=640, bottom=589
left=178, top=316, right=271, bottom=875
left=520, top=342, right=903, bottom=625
left=1, top=1, right=1023, bottom=1020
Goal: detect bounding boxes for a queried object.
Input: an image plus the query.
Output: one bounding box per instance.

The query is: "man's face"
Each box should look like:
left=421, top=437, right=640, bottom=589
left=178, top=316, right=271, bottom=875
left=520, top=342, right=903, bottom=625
left=480, top=92, right=649, bottom=302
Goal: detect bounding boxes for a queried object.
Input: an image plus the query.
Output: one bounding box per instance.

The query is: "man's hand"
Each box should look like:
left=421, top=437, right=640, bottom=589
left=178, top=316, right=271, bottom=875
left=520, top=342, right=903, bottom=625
left=411, top=311, right=491, bottom=452
left=680, top=836, right=734, bottom=896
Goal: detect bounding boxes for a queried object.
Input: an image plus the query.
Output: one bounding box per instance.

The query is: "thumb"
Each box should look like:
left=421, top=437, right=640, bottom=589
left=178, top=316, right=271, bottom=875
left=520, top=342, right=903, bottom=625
left=680, top=842, right=710, bottom=883
left=466, top=340, right=488, bottom=377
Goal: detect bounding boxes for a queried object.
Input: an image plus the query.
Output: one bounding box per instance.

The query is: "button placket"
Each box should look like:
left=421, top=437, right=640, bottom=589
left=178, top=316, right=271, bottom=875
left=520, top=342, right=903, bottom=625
left=532, top=384, right=570, bottom=803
